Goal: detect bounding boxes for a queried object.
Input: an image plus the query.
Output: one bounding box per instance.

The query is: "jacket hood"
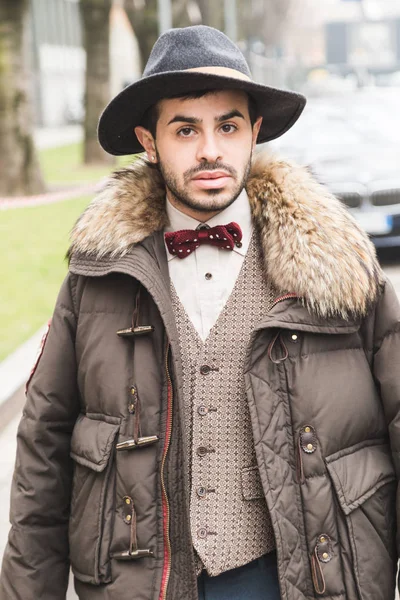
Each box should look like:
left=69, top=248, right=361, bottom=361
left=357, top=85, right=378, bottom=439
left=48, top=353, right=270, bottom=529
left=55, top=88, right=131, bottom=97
left=68, top=151, right=383, bottom=319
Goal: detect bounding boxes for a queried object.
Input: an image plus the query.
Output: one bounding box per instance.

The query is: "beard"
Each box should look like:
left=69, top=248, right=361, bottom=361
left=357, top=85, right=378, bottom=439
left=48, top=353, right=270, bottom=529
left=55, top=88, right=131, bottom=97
left=155, top=150, right=253, bottom=214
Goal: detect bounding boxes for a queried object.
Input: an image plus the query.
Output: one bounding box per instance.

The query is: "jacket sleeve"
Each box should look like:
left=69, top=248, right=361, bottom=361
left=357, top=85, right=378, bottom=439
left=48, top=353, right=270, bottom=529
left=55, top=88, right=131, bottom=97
left=371, top=277, right=400, bottom=574
left=0, top=273, right=81, bottom=600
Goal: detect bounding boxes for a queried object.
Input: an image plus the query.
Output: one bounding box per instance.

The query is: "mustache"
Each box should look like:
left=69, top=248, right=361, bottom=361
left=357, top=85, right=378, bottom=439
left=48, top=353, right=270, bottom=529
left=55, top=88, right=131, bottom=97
left=184, top=162, right=237, bottom=183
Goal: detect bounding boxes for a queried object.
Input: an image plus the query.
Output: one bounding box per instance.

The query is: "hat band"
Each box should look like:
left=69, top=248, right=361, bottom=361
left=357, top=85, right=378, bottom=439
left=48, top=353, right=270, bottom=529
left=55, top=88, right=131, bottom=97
left=184, top=66, right=252, bottom=82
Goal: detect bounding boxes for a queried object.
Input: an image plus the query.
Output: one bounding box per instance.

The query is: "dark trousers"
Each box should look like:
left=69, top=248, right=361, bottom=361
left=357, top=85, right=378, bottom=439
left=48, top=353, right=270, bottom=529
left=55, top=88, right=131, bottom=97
left=197, top=552, right=281, bottom=600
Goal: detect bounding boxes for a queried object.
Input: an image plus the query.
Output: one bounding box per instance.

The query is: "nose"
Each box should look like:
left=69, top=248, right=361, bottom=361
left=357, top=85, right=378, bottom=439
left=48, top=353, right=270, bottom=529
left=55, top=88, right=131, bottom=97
left=196, top=132, right=222, bottom=164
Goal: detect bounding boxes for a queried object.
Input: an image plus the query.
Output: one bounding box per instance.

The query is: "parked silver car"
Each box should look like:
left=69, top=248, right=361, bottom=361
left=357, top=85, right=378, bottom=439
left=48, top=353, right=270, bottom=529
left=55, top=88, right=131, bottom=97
left=270, top=87, right=400, bottom=247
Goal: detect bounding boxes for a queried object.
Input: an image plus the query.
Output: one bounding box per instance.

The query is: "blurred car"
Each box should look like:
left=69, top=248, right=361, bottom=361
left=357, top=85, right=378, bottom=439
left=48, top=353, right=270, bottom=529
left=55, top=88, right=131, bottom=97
left=375, top=70, right=400, bottom=87
left=303, top=68, right=359, bottom=97
left=269, top=87, right=400, bottom=247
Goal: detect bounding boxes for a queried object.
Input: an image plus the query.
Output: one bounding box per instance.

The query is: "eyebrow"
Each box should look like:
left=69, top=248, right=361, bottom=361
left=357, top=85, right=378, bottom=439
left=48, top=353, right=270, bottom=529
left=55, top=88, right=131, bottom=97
left=167, top=109, right=246, bottom=126
left=216, top=109, right=246, bottom=122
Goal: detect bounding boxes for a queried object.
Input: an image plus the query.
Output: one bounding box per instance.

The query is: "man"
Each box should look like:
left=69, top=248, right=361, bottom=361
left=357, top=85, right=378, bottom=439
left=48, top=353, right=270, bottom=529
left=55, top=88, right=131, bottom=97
left=1, top=24, right=399, bottom=600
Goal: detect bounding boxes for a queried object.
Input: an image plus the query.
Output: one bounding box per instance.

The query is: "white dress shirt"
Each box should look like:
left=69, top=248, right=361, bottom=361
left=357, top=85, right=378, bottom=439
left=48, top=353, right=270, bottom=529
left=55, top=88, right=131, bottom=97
left=164, top=188, right=253, bottom=341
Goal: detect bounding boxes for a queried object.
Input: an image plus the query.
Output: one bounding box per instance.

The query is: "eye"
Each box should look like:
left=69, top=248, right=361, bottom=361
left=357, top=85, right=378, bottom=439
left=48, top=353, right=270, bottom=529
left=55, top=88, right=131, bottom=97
left=220, top=123, right=237, bottom=134
left=178, top=127, right=195, bottom=137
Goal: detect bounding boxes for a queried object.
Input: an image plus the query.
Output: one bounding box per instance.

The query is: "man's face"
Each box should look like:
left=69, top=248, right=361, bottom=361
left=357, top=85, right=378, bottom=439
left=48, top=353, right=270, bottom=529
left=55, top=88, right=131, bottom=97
left=136, top=90, right=262, bottom=218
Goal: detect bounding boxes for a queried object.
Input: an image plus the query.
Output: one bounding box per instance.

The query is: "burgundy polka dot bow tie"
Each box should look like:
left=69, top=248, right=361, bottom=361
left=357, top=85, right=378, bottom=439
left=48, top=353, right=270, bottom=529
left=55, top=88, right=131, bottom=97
left=165, top=222, right=243, bottom=259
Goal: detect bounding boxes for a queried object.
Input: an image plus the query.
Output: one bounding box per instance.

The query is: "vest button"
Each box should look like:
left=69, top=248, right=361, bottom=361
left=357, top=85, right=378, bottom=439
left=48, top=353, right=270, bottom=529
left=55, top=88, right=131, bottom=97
left=205, top=272, right=212, bottom=280
left=197, top=527, right=208, bottom=539
left=196, top=486, right=207, bottom=498
left=197, top=446, right=208, bottom=457
left=200, top=365, right=211, bottom=375
left=197, top=405, right=208, bottom=416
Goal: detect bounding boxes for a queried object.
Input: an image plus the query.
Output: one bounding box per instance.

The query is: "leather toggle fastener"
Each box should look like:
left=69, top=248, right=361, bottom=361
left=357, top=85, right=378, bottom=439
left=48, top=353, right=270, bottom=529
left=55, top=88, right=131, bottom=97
left=122, top=495, right=133, bottom=524
left=113, top=548, right=154, bottom=560
left=117, top=325, right=154, bottom=338
left=311, top=533, right=333, bottom=595
left=316, top=534, right=333, bottom=562
left=112, top=496, right=154, bottom=561
left=121, top=386, right=159, bottom=450
left=299, top=425, right=317, bottom=454
left=116, top=435, right=159, bottom=451
left=297, top=425, right=317, bottom=484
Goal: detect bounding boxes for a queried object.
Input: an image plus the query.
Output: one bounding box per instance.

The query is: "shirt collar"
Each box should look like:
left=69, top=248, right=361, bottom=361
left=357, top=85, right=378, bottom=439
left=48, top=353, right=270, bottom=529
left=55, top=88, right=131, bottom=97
left=164, top=188, right=252, bottom=261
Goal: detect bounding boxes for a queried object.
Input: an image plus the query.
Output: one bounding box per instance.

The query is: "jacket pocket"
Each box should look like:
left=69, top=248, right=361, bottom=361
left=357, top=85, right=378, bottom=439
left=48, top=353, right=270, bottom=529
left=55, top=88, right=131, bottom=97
left=326, top=441, right=397, bottom=600
left=241, top=465, right=264, bottom=500
left=69, top=413, right=121, bottom=585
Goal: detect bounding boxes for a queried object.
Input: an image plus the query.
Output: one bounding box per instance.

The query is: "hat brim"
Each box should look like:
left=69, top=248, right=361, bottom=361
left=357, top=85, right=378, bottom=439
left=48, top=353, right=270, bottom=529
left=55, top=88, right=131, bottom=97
left=98, top=71, right=307, bottom=156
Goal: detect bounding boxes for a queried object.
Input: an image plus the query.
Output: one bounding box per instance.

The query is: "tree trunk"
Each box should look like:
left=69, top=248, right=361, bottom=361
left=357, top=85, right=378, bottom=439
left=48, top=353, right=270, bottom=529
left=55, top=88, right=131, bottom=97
left=124, top=0, right=193, bottom=72
left=0, top=0, right=45, bottom=197
left=196, top=0, right=223, bottom=30
left=80, top=0, right=113, bottom=164
left=125, top=0, right=158, bottom=71
left=240, top=0, right=294, bottom=47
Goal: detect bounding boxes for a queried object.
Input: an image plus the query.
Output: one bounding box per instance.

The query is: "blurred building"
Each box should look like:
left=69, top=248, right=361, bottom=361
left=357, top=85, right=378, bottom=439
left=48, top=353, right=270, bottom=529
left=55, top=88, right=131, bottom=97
left=283, top=0, right=400, bottom=84
left=325, top=0, right=400, bottom=76
left=29, top=0, right=140, bottom=128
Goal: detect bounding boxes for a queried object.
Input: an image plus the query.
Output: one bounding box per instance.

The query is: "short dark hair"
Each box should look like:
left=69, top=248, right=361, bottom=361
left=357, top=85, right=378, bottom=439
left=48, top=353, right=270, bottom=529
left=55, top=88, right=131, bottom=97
left=141, top=89, right=259, bottom=138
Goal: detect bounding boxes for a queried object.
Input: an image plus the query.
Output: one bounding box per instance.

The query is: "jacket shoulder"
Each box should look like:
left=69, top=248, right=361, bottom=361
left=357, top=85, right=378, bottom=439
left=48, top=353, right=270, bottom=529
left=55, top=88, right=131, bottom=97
left=367, top=276, right=400, bottom=349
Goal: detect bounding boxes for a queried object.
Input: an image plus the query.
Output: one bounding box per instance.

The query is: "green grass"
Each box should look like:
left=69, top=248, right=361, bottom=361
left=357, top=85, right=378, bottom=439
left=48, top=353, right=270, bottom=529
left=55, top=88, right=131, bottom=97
left=1, top=196, right=92, bottom=361
left=1, top=141, right=137, bottom=361
left=40, top=142, right=134, bottom=187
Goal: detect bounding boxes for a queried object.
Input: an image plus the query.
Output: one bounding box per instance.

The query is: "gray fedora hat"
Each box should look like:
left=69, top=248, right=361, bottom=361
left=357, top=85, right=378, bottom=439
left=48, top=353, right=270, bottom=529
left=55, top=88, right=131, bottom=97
left=98, top=25, right=306, bottom=156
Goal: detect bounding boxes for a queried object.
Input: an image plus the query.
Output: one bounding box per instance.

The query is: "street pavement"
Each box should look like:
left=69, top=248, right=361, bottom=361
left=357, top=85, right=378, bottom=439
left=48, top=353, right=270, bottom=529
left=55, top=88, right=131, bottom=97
left=1, top=256, right=400, bottom=598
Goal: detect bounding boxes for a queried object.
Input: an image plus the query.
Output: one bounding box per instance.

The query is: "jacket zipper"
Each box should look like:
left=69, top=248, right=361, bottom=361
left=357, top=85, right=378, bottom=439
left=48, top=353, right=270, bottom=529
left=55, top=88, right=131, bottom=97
left=158, top=341, right=173, bottom=600
left=271, top=292, right=298, bottom=309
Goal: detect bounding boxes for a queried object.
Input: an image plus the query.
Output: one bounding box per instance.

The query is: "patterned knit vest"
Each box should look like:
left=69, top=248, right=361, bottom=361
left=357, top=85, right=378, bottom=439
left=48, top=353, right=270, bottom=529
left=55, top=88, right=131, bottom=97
left=170, top=230, right=277, bottom=577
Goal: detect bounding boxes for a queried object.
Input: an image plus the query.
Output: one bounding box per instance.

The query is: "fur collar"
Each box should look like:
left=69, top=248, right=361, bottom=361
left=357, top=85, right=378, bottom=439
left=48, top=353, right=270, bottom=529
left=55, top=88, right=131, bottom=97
left=68, top=151, right=383, bottom=318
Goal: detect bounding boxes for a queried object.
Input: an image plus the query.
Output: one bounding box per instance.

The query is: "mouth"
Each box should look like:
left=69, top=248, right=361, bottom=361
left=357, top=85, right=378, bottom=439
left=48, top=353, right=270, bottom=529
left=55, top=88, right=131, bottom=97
left=192, top=170, right=231, bottom=180
left=192, top=171, right=232, bottom=189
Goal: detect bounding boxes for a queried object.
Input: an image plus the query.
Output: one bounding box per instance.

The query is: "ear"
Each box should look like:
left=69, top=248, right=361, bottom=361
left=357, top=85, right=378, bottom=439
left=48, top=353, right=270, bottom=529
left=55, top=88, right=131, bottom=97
left=134, top=126, right=157, bottom=162
left=252, top=116, right=263, bottom=150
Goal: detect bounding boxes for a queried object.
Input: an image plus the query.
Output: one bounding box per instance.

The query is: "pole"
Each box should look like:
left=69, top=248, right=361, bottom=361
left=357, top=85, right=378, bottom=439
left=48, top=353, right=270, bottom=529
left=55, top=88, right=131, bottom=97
left=158, top=0, right=172, bottom=35
left=224, top=0, right=238, bottom=42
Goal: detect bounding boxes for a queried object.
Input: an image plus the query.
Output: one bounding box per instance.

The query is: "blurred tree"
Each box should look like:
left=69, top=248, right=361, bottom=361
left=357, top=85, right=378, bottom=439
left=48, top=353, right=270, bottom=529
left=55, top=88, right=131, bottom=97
left=80, top=0, right=113, bottom=164
left=241, top=0, right=294, bottom=48
left=196, top=0, right=294, bottom=49
left=123, top=0, right=158, bottom=70
left=0, top=0, right=45, bottom=197
left=123, top=0, right=193, bottom=70
left=196, top=0, right=223, bottom=30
